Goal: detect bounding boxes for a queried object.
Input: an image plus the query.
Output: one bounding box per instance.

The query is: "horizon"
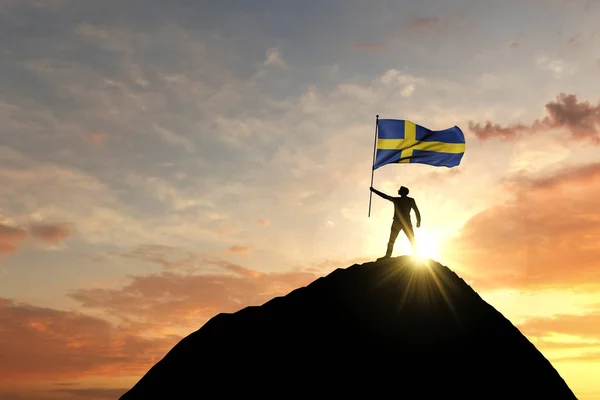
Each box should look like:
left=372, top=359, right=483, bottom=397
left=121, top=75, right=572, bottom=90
left=1, top=1, right=600, bottom=399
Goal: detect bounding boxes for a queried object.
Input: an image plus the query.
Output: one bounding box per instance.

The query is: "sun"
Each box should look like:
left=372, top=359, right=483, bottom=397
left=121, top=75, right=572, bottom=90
left=414, top=229, right=442, bottom=260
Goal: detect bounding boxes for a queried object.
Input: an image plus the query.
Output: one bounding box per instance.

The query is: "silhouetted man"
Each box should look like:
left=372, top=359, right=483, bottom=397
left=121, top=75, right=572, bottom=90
left=370, top=186, right=421, bottom=258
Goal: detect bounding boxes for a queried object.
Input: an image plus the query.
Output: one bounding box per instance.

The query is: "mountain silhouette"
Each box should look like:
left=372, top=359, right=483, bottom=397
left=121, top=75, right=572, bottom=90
left=120, top=256, right=576, bottom=399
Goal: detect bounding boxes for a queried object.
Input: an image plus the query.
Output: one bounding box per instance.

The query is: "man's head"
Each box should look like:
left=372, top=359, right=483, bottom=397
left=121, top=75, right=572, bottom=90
left=398, top=186, right=409, bottom=196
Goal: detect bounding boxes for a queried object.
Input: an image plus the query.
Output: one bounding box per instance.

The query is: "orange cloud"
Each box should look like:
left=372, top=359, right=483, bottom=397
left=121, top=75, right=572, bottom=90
left=0, top=297, right=179, bottom=383
left=66, top=247, right=373, bottom=340
left=442, top=162, right=600, bottom=290
left=68, top=259, right=318, bottom=332
left=52, top=388, right=128, bottom=398
left=0, top=224, right=27, bottom=256
left=531, top=340, right=600, bottom=350
left=513, top=310, right=600, bottom=367
left=554, top=351, right=600, bottom=362
left=259, top=219, right=271, bottom=227
left=469, top=93, right=600, bottom=142
left=518, top=311, right=600, bottom=339
left=227, top=245, right=252, bottom=254
left=0, top=247, right=331, bottom=397
left=29, top=223, right=71, bottom=244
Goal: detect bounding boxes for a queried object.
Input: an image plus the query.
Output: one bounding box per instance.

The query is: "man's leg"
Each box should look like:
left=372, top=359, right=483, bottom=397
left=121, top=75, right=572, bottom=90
left=385, top=225, right=401, bottom=257
left=403, top=224, right=417, bottom=255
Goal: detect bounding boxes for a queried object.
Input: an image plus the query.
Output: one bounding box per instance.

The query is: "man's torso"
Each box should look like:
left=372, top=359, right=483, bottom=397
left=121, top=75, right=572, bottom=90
left=392, top=197, right=413, bottom=225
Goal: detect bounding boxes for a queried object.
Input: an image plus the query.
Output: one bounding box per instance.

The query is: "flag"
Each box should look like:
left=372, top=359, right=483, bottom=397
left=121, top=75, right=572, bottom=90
left=373, top=119, right=465, bottom=170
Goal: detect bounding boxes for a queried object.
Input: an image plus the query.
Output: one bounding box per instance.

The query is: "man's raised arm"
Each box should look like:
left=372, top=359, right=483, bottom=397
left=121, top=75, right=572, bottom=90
left=370, top=187, right=393, bottom=201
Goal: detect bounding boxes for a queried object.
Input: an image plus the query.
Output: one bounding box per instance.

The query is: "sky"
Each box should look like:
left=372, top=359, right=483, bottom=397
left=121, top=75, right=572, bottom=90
left=1, top=0, right=600, bottom=398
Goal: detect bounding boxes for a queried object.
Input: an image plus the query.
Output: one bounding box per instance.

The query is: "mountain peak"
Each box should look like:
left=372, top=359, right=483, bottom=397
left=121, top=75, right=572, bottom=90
left=120, top=256, right=576, bottom=399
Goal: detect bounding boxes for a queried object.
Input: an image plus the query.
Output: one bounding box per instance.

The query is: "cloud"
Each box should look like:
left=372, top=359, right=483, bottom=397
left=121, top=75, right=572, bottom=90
left=258, top=219, right=271, bottom=227
left=29, top=223, right=71, bottom=244
left=68, top=249, right=319, bottom=332
left=567, top=34, right=582, bottom=46
left=0, top=3, right=494, bottom=266
left=514, top=162, right=600, bottom=189
left=0, top=224, right=27, bottom=256
left=409, top=17, right=440, bottom=28
left=115, top=244, right=252, bottom=273
left=519, top=311, right=600, bottom=339
left=0, top=147, right=232, bottom=252
left=442, top=162, right=600, bottom=290
left=86, top=132, right=109, bottom=146
left=352, top=41, right=388, bottom=52
left=0, top=0, right=68, bottom=13
left=264, top=48, right=285, bottom=67
left=468, top=93, right=600, bottom=143
left=152, top=123, right=195, bottom=153
left=0, top=390, right=48, bottom=400
left=0, top=146, right=118, bottom=217
left=52, top=388, right=128, bottom=398
left=535, top=56, right=576, bottom=78
left=0, top=221, right=71, bottom=256
left=516, top=310, right=600, bottom=363
left=123, top=173, right=213, bottom=212
left=400, top=11, right=475, bottom=38
left=0, top=251, right=375, bottom=392
left=554, top=350, right=600, bottom=362
left=0, top=297, right=179, bottom=383
left=227, top=245, right=252, bottom=254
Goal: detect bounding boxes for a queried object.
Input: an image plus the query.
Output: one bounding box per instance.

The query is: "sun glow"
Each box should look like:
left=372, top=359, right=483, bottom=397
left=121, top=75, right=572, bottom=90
left=414, top=229, right=442, bottom=260
left=366, top=218, right=445, bottom=261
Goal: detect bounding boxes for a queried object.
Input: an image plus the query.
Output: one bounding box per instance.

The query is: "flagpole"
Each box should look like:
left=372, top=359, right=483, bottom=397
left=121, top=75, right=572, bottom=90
left=368, top=114, right=379, bottom=217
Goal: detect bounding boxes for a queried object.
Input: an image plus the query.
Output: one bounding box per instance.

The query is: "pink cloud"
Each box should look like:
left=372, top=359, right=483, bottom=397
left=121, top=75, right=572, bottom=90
left=29, top=223, right=71, bottom=244
left=0, top=224, right=28, bottom=256
left=469, top=93, right=600, bottom=143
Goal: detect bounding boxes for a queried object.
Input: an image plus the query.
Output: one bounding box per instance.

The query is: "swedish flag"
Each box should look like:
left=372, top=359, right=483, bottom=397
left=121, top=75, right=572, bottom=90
left=374, top=119, right=466, bottom=170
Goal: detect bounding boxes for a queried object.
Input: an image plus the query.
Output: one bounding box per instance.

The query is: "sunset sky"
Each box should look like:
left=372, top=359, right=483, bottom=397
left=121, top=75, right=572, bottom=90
left=1, top=0, right=600, bottom=398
